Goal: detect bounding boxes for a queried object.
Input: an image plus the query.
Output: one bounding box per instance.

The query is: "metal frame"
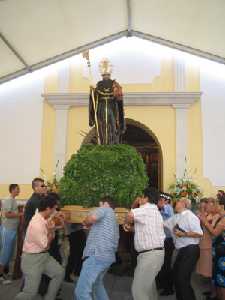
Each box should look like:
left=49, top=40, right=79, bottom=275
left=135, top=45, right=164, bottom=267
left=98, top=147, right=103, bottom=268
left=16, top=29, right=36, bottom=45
left=1, top=0, right=225, bottom=85
left=0, top=30, right=128, bottom=85
left=132, top=30, right=225, bottom=65
left=127, top=0, right=132, bottom=37
left=0, top=32, right=30, bottom=70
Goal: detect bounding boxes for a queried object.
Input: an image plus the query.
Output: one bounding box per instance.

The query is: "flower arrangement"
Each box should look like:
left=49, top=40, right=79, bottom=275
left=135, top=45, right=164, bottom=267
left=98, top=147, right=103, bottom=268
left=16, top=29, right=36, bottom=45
left=169, top=167, right=202, bottom=205
left=40, top=161, right=60, bottom=193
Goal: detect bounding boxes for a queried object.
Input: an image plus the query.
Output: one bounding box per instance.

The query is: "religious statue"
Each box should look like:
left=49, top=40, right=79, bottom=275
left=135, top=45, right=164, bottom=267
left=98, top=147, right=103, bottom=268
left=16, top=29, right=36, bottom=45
left=89, top=58, right=126, bottom=145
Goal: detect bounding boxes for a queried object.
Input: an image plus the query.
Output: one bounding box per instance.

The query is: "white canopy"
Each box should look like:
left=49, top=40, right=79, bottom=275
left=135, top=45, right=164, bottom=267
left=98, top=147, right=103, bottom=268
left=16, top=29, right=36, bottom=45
left=1, top=0, right=225, bottom=84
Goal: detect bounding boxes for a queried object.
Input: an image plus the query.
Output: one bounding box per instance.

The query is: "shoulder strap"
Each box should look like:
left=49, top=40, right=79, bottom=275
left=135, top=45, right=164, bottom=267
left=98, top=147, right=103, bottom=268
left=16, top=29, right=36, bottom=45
left=214, top=216, right=224, bottom=228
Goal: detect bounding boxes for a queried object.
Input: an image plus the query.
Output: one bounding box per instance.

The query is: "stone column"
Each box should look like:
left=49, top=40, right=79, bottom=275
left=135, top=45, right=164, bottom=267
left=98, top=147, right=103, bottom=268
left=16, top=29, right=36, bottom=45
left=173, top=104, right=189, bottom=179
left=54, top=104, right=70, bottom=179
left=53, top=63, right=70, bottom=179
left=174, top=58, right=188, bottom=178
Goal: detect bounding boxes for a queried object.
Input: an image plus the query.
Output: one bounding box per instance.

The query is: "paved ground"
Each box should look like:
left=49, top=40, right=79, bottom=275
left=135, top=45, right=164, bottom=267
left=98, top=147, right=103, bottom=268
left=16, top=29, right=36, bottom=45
left=0, top=272, right=209, bottom=300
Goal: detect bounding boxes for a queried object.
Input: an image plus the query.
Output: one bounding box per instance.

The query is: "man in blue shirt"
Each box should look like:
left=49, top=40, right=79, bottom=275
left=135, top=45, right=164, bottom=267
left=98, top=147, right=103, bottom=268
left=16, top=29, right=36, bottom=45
left=74, top=197, right=119, bottom=300
left=156, top=192, right=175, bottom=296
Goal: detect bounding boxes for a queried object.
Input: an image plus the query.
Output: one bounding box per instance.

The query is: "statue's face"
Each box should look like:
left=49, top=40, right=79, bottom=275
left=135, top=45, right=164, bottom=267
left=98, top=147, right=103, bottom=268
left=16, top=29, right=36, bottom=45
left=102, top=73, right=111, bottom=80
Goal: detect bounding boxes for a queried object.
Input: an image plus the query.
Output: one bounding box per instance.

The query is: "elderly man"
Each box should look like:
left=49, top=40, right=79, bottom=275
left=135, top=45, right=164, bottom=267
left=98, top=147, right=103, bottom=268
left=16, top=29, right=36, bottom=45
left=125, top=188, right=165, bottom=300
left=75, top=196, right=119, bottom=300
left=164, top=198, right=203, bottom=300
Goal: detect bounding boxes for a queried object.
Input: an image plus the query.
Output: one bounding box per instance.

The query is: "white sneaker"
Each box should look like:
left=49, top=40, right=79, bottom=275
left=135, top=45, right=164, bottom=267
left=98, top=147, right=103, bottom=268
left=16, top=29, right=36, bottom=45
left=2, top=279, right=12, bottom=285
left=0, top=274, right=12, bottom=284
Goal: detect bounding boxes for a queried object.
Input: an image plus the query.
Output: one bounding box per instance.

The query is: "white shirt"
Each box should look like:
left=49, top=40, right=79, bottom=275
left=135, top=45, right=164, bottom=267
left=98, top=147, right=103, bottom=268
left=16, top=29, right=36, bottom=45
left=132, top=203, right=165, bottom=252
left=164, top=209, right=203, bottom=249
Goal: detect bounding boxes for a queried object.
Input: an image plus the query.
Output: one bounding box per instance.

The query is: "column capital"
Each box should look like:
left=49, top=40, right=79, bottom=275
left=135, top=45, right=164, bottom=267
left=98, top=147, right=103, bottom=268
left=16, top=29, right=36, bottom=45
left=172, top=103, right=191, bottom=109
left=53, top=104, right=71, bottom=110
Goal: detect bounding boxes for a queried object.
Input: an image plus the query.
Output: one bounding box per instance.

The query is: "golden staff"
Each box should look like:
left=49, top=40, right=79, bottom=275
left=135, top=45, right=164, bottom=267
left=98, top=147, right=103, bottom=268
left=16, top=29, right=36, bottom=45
left=105, top=97, right=108, bottom=144
left=82, top=50, right=100, bottom=144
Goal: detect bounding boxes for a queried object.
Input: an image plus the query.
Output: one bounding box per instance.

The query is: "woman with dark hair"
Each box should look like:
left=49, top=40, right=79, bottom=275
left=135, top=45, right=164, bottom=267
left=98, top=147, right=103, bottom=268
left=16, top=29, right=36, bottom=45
left=217, top=190, right=225, bottom=208
left=199, top=204, right=225, bottom=300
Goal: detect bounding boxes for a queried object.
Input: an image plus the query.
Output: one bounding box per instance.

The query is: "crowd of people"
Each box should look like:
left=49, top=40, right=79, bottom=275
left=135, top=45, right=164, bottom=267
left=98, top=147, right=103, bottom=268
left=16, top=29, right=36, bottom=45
left=0, top=178, right=225, bottom=300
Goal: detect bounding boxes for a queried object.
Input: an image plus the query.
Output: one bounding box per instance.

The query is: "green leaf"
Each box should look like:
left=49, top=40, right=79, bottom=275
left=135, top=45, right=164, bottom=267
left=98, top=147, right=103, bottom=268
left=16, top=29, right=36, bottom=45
left=59, top=144, right=148, bottom=208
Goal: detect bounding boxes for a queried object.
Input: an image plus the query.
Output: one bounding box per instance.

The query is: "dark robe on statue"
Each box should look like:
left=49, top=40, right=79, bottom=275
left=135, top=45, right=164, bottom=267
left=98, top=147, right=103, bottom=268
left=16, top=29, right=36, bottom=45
left=89, top=78, right=125, bottom=144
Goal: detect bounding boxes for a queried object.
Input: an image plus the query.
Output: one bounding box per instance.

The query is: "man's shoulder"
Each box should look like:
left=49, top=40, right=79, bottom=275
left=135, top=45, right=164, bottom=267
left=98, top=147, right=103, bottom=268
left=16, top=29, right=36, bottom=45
left=1, top=197, right=13, bottom=208
left=2, top=196, right=13, bottom=201
left=185, top=209, right=195, bottom=217
left=182, top=209, right=199, bottom=222
left=104, top=207, right=116, bottom=217
left=96, top=207, right=115, bottom=218
left=26, top=194, right=42, bottom=206
left=133, top=203, right=157, bottom=212
left=29, top=212, right=44, bottom=225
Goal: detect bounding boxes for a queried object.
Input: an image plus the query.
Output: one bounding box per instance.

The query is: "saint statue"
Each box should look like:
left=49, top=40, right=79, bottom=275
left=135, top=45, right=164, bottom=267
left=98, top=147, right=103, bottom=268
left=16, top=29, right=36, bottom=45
left=89, top=58, right=125, bottom=145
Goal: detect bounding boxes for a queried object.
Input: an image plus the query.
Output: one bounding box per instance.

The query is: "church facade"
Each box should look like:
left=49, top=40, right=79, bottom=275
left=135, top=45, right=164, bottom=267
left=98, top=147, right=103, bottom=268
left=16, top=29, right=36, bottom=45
left=0, top=37, right=224, bottom=198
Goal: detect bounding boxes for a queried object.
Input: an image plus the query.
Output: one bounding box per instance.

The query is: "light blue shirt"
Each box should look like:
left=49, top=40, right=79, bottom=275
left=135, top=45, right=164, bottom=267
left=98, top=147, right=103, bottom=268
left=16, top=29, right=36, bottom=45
left=161, top=204, right=174, bottom=238
left=83, top=207, right=119, bottom=262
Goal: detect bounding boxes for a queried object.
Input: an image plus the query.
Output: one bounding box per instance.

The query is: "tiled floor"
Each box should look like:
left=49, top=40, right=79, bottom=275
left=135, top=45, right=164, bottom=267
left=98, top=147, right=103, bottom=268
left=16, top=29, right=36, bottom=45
left=0, top=272, right=209, bottom=300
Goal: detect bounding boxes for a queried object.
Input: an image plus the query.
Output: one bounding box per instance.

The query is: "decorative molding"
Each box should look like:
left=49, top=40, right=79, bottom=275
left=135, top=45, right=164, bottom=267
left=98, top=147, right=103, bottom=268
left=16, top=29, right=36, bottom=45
left=43, top=91, right=201, bottom=108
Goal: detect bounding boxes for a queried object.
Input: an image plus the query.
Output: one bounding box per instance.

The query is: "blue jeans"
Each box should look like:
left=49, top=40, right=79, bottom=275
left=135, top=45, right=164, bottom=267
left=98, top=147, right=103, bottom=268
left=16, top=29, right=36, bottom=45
left=74, top=256, right=113, bottom=300
left=0, top=226, right=17, bottom=266
left=0, top=225, right=2, bottom=250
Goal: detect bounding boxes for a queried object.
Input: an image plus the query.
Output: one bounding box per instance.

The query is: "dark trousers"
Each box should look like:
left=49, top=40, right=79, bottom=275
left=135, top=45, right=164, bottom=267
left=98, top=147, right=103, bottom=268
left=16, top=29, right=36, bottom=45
left=65, top=229, right=86, bottom=278
left=156, top=237, right=174, bottom=291
left=173, top=244, right=200, bottom=300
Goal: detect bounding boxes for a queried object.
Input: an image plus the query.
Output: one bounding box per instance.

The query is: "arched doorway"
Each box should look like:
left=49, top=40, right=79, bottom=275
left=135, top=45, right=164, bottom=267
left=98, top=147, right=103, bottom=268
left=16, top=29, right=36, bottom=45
left=82, top=118, right=163, bottom=190
left=122, top=119, right=163, bottom=190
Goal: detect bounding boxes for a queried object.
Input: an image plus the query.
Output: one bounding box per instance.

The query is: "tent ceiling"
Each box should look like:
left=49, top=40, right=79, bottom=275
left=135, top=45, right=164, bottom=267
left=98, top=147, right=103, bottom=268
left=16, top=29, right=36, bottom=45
left=0, top=0, right=225, bottom=84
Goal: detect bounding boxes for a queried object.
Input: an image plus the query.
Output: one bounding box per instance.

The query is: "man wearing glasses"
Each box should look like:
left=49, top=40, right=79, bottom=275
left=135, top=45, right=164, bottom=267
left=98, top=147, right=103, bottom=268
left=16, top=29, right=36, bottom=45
left=23, top=178, right=46, bottom=232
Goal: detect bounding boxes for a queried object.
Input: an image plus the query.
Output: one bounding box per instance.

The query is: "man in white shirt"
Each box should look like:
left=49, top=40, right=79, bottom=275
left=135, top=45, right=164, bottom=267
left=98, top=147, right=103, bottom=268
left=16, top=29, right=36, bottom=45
left=125, top=188, right=165, bottom=300
left=164, top=198, right=203, bottom=300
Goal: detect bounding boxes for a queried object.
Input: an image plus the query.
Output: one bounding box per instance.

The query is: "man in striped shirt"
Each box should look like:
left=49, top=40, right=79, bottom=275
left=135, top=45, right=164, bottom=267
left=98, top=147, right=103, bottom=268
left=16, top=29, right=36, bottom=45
left=126, top=188, right=165, bottom=300
left=74, top=196, right=119, bottom=300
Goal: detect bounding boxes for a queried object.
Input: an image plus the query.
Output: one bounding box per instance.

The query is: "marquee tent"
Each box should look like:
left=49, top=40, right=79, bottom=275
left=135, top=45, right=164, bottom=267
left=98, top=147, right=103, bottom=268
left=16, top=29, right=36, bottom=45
left=1, top=0, right=225, bottom=84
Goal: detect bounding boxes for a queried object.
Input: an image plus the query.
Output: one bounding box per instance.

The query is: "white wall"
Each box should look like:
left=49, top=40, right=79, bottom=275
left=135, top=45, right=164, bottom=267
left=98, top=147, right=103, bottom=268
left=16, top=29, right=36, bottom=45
left=80, top=37, right=162, bottom=84
left=0, top=76, right=43, bottom=184
left=201, top=64, right=225, bottom=186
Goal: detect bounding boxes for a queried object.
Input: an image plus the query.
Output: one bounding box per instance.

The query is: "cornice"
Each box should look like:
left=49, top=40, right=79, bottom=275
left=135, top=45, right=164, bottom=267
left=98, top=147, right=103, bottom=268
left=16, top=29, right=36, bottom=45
left=43, top=91, right=201, bottom=108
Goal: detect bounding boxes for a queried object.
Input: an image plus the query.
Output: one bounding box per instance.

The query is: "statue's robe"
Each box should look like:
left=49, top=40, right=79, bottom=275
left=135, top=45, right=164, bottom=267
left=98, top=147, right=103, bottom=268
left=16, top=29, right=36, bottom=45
left=89, top=79, right=125, bottom=145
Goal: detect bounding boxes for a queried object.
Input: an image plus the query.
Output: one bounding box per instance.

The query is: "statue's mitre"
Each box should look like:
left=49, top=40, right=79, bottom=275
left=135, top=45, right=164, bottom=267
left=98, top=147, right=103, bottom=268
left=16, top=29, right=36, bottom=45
left=99, top=58, right=112, bottom=75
